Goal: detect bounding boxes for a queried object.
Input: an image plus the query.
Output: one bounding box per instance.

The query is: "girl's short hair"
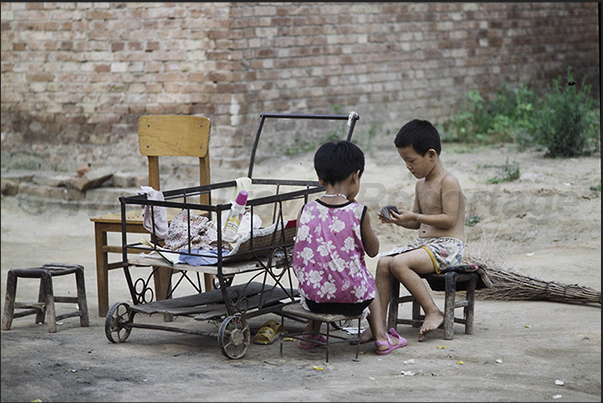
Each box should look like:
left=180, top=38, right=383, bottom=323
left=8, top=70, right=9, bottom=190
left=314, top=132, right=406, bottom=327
left=314, top=140, right=365, bottom=185
left=394, top=119, right=442, bottom=156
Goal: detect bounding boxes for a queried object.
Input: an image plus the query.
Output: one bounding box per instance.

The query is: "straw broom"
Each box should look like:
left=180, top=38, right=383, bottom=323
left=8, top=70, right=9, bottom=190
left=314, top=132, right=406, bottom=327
left=464, top=253, right=601, bottom=305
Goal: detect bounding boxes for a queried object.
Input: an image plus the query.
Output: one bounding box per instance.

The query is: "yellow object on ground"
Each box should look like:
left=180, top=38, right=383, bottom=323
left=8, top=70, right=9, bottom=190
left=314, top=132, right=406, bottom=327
left=252, top=320, right=282, bottom=345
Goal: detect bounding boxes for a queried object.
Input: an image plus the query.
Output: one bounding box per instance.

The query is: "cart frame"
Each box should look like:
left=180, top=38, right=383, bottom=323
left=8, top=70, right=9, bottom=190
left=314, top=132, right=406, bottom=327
left=105, top=112, right=360, bottom=359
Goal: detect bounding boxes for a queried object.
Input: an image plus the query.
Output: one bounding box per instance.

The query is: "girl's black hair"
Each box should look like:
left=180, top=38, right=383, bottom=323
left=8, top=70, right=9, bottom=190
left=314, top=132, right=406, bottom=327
left=394, top=119, right=441, bottom=156
left=314, top=140, right=364, bottom=185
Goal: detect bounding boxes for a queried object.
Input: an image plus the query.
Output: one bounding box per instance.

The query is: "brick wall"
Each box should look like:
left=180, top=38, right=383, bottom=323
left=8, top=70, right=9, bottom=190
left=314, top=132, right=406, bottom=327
left=1, top=2, right=600, bottom=171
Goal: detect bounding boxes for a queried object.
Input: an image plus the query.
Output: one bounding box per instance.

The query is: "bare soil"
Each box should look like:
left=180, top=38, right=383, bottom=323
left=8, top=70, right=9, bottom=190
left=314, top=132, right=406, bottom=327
left=1, top=143, right=600, bottom=402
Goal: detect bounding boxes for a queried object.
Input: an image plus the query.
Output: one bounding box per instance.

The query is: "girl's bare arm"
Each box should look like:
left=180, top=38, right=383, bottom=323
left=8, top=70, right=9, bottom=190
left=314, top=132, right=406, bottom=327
left=361, top=209, right=380, bottom=257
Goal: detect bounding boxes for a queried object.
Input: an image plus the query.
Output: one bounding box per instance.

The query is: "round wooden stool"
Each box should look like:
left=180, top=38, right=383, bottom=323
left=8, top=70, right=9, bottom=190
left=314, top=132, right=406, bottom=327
left=2, top=263, right=89, bottom=333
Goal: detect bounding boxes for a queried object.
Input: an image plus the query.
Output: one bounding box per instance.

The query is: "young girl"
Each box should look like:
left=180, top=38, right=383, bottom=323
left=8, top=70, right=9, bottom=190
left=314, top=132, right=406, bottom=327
left=292, top=140, right=406, bottom=355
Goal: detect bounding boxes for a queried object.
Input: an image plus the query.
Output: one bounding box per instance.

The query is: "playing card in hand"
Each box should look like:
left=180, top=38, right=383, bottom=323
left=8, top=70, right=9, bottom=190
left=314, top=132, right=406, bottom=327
left=380, top=205, right=399, bottom=220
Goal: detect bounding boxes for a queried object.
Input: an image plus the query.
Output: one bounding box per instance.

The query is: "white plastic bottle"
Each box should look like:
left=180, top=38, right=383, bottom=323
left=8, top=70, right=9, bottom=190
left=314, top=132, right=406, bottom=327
left=222, top=190, right=248, bottom=242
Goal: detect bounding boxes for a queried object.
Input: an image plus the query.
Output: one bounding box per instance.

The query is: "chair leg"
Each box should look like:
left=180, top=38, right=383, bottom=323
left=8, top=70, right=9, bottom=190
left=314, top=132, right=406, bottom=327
left=74, top=266, right=90, bottom=327
left=465, top=274, right=477, bottom=335
left=94, top=224, right=109, bottom=317
left=2, top=270, right=18, bottom=331
left=443, top=271, right=457, bottom=340
left=279, top=313, right=285, bottom=357
left=387, top=277, right=401, bottom=331
left=411, top=298, right=422, bottom=327
left=325, top=323, right=330, bottom=363
left=41, top=271, right=57, bottom=333
left=354, top=316, right=361, bottom=362
left=35, top=273, right=47, bottom=325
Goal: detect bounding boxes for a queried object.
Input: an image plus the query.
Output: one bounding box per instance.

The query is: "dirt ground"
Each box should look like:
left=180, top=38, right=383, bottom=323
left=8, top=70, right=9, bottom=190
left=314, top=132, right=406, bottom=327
left=1, top=143, right=601, bottom=402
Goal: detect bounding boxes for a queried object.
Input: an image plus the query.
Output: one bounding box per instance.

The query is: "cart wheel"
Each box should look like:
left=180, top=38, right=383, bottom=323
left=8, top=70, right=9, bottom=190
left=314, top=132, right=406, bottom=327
left=218, top=314, right=250, bottom=359
left=105, top=302, right=133, bottom=343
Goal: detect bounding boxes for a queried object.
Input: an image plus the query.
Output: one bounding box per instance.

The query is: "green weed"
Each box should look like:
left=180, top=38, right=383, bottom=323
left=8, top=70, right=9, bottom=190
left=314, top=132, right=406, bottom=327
left=486, top=158, right=520, bottom=184
left=534, top=67, right=600, bottom=157
left=444, top=67, right=600, bottom=158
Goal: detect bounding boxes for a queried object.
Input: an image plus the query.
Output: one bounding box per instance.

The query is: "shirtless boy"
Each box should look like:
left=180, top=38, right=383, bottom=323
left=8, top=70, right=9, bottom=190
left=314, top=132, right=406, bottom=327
left=365, top=119, right=466, bottom=342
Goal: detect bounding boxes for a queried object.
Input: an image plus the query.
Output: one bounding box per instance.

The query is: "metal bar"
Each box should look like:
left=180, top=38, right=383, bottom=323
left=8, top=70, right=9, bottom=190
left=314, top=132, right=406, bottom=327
left=129, top=322, right=218, bottom=337
left=247, top=112, right=358, bottom=178
left=247, top=114, right=267, bottom=178
left=346, top=112, right=360, bottom=141
left=259, top=113, right=353, bottom=120
left=120, top=197, right=138, bottom=306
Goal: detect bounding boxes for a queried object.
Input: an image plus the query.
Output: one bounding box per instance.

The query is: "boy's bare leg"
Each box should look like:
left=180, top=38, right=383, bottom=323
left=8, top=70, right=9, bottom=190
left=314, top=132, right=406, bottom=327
left=389, top=249, right=444, bottom=342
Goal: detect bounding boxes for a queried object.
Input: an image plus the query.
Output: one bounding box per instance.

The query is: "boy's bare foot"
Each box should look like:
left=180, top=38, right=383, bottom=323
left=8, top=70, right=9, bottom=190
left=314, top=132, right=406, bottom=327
left=418, top=311, right=445, bottom=342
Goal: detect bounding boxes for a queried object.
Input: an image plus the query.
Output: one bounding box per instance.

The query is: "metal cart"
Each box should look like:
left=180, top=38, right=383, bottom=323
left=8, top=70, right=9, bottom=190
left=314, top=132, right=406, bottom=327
left=104, top=112, right=360, bottom=359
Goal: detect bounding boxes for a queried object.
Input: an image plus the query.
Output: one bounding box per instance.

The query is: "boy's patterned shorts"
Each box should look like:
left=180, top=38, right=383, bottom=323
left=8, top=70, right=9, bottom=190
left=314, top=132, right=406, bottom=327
left=379, top=237, right=465, bottom=273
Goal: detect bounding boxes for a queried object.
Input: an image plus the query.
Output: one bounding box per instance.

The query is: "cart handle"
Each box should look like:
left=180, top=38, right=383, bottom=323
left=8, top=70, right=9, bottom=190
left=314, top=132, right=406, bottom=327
left=247, top=112, right=360, bottom=179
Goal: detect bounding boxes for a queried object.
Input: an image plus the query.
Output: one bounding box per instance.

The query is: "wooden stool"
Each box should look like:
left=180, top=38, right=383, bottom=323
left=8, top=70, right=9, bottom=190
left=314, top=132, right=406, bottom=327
left=280, top=303, right=362, bottom=363
left=387, top=269, right=479, bottom=340
left=2, top=263, right=89, bottom=333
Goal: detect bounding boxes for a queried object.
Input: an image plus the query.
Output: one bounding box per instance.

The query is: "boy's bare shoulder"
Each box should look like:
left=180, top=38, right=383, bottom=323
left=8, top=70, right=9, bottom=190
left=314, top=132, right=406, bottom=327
left=442, top=170, right=461, bottom=184
left=439, top=171, right=464, bottom=196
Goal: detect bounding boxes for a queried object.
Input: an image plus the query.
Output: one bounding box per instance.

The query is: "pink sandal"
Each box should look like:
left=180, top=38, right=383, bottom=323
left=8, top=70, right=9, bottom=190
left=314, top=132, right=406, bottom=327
left=375, top=328, right=407, bottom=355
left=299, top=333, right=327, bottom=350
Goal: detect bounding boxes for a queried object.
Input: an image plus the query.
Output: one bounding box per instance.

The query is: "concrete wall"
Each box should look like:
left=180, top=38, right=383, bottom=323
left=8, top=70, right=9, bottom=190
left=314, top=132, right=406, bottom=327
left=1, top=2, right=600, bottom=170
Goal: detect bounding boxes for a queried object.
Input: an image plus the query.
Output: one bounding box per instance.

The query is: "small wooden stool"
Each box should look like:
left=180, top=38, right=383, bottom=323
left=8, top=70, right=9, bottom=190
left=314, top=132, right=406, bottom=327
left=280, top=303, right=362, bottom=363
left=2, top=263, right=89, bottom=333
left=387, top=268, right=479, bottom=340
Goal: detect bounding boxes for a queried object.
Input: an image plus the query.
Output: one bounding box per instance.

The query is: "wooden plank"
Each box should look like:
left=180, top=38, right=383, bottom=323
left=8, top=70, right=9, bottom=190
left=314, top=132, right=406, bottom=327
left=131, top=285, right=295, bottom=319
left=130, top=254, right=263, bottom=275
left=130, top=282, right=265, bottom=314
left=189, top=307, right=228, bottom=320
left=193, top=287, right=293, bottom=320
left=14, top=302, right=45, bottom=310
left=138, top=115, right=210, bottom=158
left=154, top=304, right=224, bottom=317
left=90, top=209, right=180, bottom=224
left=282, top=303, right=362, bottom=323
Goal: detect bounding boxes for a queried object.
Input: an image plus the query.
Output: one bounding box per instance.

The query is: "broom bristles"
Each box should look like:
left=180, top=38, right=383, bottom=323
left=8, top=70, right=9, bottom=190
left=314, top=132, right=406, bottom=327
left=464, top=253, right=601, bottom=304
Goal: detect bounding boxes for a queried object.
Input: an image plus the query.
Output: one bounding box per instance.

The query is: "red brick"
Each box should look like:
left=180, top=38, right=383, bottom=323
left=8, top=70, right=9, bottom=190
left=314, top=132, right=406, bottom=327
left=26, top=73, right=54, bottom=82
left=111, top=42, right=125, bottom=52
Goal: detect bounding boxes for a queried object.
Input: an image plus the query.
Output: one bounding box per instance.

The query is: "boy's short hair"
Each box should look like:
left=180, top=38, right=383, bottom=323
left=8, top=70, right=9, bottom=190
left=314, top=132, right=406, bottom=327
left=394, top=119, right=442, bottom=156
left=314, top=140, right=364, bottom=185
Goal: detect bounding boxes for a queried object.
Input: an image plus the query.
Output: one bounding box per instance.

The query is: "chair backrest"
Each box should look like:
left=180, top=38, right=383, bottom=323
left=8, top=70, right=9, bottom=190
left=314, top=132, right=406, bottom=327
left=137, top=115, right=211, bottom=202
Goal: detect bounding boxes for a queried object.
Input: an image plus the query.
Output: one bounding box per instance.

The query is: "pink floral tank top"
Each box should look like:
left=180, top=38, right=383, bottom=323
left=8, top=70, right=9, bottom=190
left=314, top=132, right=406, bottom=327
left=292, top=199, right=376, bottom=304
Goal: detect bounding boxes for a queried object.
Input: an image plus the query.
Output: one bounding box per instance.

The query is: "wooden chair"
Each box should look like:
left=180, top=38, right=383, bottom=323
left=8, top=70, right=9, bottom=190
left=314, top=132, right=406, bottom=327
left=90, top=115, right=212, bottom=317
